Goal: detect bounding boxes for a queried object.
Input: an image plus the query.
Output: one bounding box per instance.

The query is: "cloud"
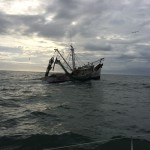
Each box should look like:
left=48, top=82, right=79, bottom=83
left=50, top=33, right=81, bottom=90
left=0, top=11, right=70, bottom=40
left=118, top=44, right=150, bottom=62
left=0, top=46, right=22, bottom=53
left=0, top=0, right=150, bottom=75
left=84, top=41, right=112, bottom=51
left=47, top=0, right=80, bottom=20
left=0, top=12, right=12, bottom=34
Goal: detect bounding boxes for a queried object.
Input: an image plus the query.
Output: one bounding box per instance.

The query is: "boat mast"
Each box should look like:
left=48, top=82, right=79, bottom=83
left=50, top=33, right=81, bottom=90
left=70, top=45, right=76, bottom=70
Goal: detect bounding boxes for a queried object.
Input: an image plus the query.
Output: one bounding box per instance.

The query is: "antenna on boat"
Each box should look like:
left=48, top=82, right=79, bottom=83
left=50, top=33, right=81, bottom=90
left=69, top=30, right=72, bottom=46
left=68, top=30, right=76, bottom=70
left=70, top=45, right=76, bottom=70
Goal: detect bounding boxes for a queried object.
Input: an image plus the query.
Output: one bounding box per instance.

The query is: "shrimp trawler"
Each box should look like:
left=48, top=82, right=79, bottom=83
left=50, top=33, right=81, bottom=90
left=42, top=45, right=104, bottom=83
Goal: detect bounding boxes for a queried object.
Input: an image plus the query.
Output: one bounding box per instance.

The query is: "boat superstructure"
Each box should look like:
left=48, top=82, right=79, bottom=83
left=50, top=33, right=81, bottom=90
left=42, top=45, right=104, bottom=83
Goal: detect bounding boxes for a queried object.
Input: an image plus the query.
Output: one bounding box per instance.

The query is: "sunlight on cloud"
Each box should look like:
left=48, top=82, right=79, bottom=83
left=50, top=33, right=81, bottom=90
left=45, top=15, right=55, bottom=22
left=71, top=21, right=77, bottom=25
left=0, top=34, right=58, bottom=72
left=0, top=0, right=42, bottom=15
left=0, top=0, right=149, bottom=74
left=106, top=34, right=127, bottom=40
left=96, top=36, right=101, bottom=39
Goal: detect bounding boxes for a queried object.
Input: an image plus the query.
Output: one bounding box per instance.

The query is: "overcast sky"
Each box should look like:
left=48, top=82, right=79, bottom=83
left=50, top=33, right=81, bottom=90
left=0, top=0, right=150, bottom=75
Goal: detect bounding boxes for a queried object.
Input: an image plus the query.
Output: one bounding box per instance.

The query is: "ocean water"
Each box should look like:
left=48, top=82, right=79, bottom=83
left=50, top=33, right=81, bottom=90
left=0, top=70, right=150, bottom=150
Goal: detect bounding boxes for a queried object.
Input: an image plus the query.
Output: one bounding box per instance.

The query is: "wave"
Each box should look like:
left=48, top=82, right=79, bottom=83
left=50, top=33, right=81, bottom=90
left=28, top=111, right=61, bottom=122
left=0, top=101, right=20, bottom=108
left=30, top=111, right=56, bottom=118
left=0, top=133, right=150, bottom=150
left=57, top=104, right=71, bottom=110
left=0, top=118, right=18, bottom=128
left=145, top=85, right=150, bottom=89
left=0, top=132, right=91, bottom=150
left=98, top=137, right=150, bottom=150
left=0, top=87, right=17, bottom=92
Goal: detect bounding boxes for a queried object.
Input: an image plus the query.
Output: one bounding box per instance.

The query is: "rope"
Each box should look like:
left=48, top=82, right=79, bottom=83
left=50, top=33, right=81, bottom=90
left=48, top=133, right=150, bottom=150
left=75, top=53, right=85, bottom=67
left=131, top=137, right=133, bottom=150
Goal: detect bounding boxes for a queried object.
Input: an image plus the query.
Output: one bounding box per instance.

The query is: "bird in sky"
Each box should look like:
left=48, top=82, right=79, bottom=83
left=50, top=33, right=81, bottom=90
left=132, top=31, right=139, bottom=33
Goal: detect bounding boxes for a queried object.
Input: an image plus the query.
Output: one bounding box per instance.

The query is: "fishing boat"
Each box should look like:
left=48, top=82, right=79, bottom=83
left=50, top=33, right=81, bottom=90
left=42, top=45, right=104, bottom=83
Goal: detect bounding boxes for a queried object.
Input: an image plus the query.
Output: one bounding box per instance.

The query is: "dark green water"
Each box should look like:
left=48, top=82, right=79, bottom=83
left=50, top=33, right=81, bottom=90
left=0, top=71, right=150, bottom=149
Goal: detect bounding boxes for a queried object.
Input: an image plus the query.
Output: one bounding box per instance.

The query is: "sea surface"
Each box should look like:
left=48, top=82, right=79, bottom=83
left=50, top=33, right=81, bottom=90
left=0, top=70, right=150, bottom=150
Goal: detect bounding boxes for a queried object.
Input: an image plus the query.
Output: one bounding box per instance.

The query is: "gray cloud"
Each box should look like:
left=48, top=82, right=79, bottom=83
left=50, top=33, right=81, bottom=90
left=0, top=11, right=12, bottom=34
left=118, top=44, right=150, bottom=62
left=84, top=41, right=112, bottom=51
left=0, top=0, right=150, bottom=75
left=48, top=0, right=80, bottom=20
left=0, top=46, right=22, bottom=53
left=0, top=11, right=71, bottom=39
